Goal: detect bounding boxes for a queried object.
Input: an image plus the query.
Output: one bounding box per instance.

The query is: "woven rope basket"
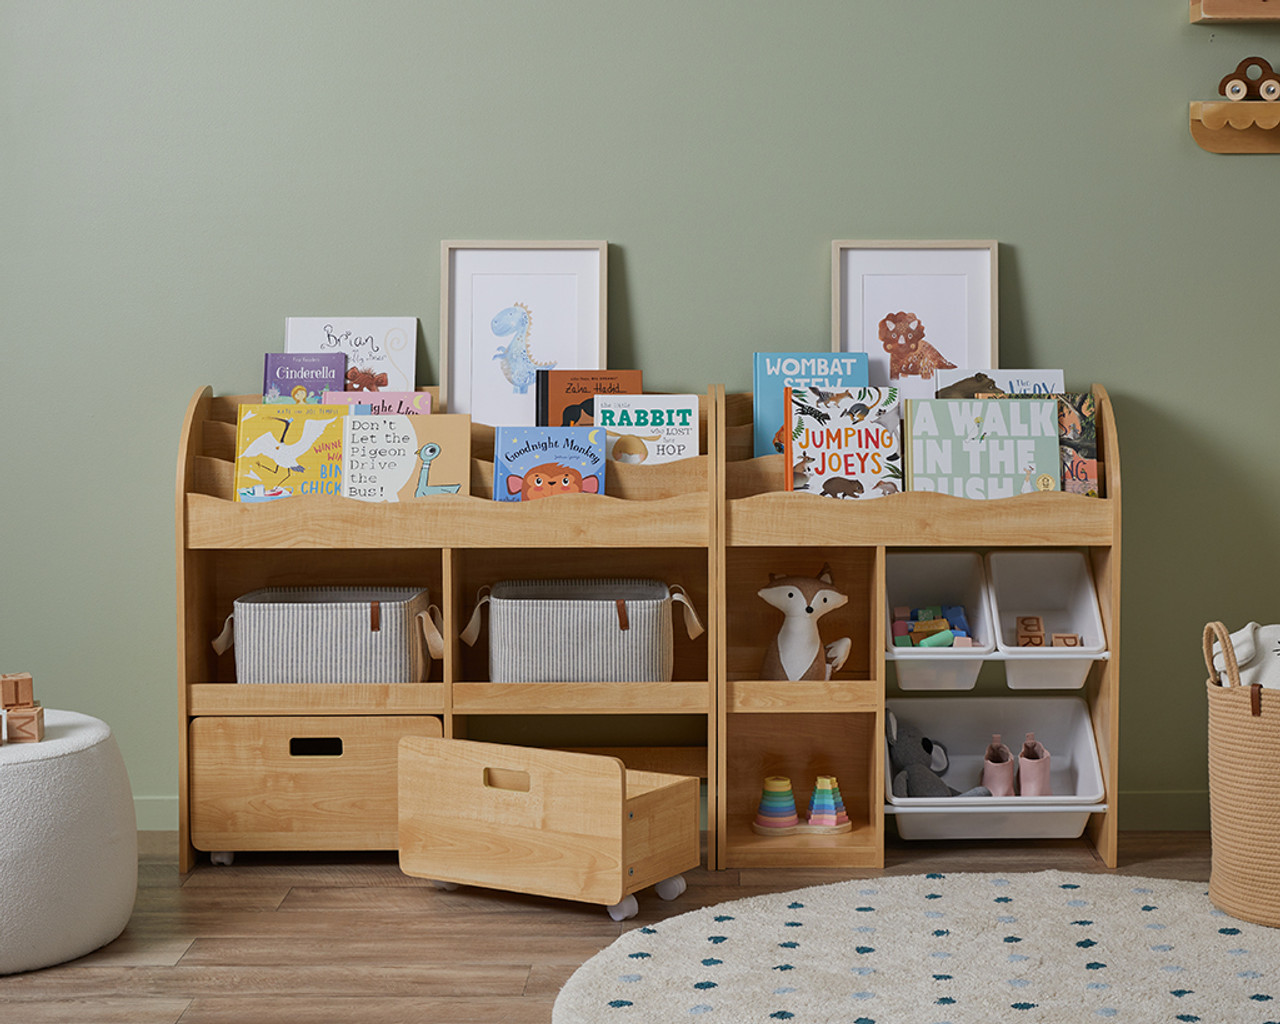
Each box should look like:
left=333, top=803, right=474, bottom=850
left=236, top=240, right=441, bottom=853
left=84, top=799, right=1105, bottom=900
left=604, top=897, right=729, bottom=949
left=1204, top=620, right=1280, bottom=927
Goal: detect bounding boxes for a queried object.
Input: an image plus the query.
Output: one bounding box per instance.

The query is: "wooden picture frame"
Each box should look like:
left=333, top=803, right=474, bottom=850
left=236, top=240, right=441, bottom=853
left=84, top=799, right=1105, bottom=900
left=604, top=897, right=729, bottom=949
left=832, top=240, right=998, bottom=403
left=440, top=241, right=607, bottom=425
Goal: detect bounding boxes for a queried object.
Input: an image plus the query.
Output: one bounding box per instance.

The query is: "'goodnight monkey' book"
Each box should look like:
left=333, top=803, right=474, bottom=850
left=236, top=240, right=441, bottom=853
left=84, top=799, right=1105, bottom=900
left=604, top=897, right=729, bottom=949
left=492, top=426, right=607, bottom=502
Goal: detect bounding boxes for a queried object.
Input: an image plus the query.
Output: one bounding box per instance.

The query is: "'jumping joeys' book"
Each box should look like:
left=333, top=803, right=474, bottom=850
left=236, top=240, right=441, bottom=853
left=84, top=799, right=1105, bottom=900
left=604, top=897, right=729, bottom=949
left=492, top=426, right=607, bottom=502
left=784, top=386, right=902, bottom=499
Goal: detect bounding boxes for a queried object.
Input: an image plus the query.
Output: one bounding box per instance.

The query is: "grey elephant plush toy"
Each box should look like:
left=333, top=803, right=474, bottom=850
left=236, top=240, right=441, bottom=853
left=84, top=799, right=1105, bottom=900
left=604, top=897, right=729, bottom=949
left=886, top=709, right=990, bottom=798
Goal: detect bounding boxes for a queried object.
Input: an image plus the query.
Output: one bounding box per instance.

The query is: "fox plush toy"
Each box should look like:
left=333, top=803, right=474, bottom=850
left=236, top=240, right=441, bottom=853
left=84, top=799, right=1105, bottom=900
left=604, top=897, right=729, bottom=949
left=758, top=564, right=853, bottom=680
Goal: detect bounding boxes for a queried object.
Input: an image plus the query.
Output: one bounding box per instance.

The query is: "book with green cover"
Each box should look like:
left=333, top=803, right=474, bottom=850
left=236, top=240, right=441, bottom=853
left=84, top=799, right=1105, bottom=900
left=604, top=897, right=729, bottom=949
left=905, top=397, right=1060, bottom=499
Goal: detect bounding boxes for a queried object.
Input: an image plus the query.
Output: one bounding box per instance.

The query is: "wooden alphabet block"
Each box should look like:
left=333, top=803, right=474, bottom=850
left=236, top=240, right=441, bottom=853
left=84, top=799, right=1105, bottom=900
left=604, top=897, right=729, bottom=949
left=7, top=704, right=44, bottom=743
left=1051, top=633, right=1082, bottom=647
left=1015, top=616, right=1044, bottom=635
left=1018, top=633, right=1046, bottom=647
left=1, top=672, right=34, bottom=709
left=911, top=617, right=950, bottom=637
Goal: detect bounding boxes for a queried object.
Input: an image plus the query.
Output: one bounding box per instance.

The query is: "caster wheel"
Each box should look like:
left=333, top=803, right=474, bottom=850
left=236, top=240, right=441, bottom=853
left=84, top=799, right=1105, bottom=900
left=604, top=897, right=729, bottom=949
left=607, top=894, right=639, bottom=921
left=210, top=851, right=235, bottom=866
left=655, top=874, right=687, bottom=901
left=429, top=879, right=460, bottom=891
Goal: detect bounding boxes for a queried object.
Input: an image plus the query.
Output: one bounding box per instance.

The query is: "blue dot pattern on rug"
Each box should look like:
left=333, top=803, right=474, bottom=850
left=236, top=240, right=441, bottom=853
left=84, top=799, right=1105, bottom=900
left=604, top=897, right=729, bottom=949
left=551, top=871, right=1280, bottom=1023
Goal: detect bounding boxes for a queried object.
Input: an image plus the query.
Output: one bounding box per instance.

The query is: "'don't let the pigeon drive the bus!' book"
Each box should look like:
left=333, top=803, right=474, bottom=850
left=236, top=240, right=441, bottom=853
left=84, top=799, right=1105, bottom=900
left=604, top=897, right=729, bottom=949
left=234, top=404, right=351, bottom=502
left=341, top=414, right=471, bottom=503
left=492, top=427, right=606, bottom=502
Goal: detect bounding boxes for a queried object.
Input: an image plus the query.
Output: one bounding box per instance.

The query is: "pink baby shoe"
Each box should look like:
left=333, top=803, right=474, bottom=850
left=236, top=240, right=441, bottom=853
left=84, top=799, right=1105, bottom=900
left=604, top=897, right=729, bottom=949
left=982, top=734, right=1016, bottom=797
left=1019, top=732, right=1052, bottom=797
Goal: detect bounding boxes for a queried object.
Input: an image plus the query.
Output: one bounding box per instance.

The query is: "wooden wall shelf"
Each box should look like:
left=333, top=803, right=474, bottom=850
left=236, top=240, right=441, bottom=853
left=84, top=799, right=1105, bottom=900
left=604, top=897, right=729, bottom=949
left=1191, top=0, right=1280, bottom=22
left=1190, top=101, right=1280, bottom=153
left=176, top=382, right=1120, bottom=879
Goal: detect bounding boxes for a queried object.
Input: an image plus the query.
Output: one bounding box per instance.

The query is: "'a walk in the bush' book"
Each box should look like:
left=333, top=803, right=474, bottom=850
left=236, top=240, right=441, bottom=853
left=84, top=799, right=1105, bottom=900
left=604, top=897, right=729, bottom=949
left=784, top=386, right=902, bottom=499
left=263, top=353, right=346, bottom=404
left=341, top=414, right=470, bottom=502
left=752, top=352, right=868, bottom=458
left=492, top=427, right=607, bottom=501
left=233, top=404, right=351, bottom=502
left=905, top=397, right=1060, bottom=499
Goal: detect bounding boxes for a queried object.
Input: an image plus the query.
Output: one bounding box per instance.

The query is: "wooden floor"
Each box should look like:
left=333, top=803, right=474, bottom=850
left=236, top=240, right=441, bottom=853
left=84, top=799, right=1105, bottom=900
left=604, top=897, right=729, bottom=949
left=0, top=831, right=1210, bottom=1024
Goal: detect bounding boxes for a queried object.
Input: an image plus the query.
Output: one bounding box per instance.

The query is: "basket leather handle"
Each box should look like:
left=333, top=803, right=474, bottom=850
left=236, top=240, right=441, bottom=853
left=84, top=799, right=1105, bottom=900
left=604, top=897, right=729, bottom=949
left=460, top=586, right=491, bottom=647
left=1204, top=620, right=1243, bottom=688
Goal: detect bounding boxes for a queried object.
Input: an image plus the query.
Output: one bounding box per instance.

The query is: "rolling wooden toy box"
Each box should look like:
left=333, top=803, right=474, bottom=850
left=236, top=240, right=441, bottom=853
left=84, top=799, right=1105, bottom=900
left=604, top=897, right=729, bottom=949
left=213, top=586, right=441, bottom=684
left=398, top=737, right=701, bottom=912
left=459, top=578, right=704, bottom=683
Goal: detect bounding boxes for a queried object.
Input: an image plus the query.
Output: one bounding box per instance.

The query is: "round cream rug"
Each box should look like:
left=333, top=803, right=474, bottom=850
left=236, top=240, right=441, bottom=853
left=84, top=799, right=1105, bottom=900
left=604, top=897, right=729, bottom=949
left=554, top=870, right=1280, bottom=1023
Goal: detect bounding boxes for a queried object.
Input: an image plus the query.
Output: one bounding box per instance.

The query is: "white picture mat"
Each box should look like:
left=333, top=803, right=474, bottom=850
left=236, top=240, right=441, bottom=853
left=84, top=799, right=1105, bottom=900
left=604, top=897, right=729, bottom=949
left=833, top=242, right=996, bottom=403
left=442, top=244, right=605, bottom=424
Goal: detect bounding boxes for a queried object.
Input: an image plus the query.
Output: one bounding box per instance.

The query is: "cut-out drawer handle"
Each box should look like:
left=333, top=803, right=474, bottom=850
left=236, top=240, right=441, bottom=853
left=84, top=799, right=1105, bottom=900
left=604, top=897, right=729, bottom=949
left=289, top=737, right=344, bottom=757
left=484, top=766, right=530, bottom=792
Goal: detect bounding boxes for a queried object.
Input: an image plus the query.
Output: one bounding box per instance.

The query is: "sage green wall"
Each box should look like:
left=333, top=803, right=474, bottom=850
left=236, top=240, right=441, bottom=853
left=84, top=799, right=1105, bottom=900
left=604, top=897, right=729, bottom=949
left=4, top=1, right=1277, bottom=830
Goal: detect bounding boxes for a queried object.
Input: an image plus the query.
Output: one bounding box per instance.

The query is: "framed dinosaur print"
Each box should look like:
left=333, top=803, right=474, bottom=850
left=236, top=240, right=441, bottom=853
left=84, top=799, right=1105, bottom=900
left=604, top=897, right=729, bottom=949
left=832, top=240, right=998, bottom=404
left=440, top=241, right=607, bottom=426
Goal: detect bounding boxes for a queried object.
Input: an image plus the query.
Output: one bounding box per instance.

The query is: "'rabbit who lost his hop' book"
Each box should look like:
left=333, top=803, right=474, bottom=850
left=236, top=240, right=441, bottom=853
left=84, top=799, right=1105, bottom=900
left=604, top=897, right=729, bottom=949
left=493, top=426, right=607, bottom=501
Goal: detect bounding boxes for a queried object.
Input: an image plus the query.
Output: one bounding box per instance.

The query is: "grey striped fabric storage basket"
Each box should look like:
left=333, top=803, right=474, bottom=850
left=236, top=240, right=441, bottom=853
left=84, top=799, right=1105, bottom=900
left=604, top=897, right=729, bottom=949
left=214, top=587, right=441, bottom=684
left=460, top=579, right=704, bottom=683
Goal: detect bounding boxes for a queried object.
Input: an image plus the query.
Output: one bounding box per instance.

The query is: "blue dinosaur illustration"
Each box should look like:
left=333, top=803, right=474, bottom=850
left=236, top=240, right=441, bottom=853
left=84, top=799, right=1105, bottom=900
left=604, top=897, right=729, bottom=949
left=414, top=443, right=462, bottom=497
left=491, top=302, right=555, bottom=394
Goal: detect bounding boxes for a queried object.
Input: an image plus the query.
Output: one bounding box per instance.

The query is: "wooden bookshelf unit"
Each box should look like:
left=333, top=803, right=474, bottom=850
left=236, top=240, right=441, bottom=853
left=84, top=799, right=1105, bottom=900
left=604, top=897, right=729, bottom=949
left=176, top=384, right=1119, bottom=874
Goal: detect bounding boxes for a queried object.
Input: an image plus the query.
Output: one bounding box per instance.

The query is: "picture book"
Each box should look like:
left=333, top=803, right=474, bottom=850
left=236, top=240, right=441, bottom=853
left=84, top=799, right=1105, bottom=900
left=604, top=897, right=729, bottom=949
left=321, top=391, right=432, bottom=415
left=594, top=393, right=700, bottom=464
left=934, top=368, right=1065, bottom=399
left=905, top=397, right=1061, bottom=499
left=233, top=404, right=350, bottom=502
left=284, top=317, right=416, bottom=393
left=1057, top=392, right=1100, bottom=496
left=341, top=413, right=470, bottom=502
left=492, top=426, right=606, bottom=502
left=969, top=390, right=1101, bottom=497
left=534, top=369, right=643, bottom=427
left=784, top=385, right=902, bottom=499
left=263, top=353, right=347, bottom=404
left=752, top=352, right=869, bottom=458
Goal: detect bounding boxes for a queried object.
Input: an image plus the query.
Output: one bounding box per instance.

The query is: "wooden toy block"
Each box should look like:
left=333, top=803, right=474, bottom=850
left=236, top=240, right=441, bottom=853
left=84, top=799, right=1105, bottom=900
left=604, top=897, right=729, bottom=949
left=952, top=636, right=975, bottom=647
left=1, top=672, right=34, bottom=709
left=1018, top=633, right=1046, bottom=647
left=911, top=618, right=950, bottom=636
left=7, top=704, right=44, bottom=743
left=918, top=630, right=955, bottom=648
left=1052, top=633, right=1082, bottom=647
left=891, top=619, right=910, bottom=637
left=913, top=605, right=943, bottom=622
left=893, top=606, right=911, bottom=621
left=1016, top=615, right=1044, bottom=635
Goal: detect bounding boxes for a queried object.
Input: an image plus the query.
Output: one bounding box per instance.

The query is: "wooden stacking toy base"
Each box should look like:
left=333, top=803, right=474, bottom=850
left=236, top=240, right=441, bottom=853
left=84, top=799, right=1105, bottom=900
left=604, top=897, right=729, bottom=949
left=751, top=819, right=854, bottom=837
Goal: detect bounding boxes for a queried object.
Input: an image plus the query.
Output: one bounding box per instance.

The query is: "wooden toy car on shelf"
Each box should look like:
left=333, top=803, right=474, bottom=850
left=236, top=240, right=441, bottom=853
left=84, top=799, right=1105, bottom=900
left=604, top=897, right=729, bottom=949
left=1220, top=56, right=1280, bottom=101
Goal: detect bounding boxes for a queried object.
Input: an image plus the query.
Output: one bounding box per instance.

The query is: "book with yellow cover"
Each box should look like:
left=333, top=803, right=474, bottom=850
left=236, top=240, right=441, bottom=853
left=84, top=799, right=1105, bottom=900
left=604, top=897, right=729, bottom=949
left=233, top=403, right=351, bottom=502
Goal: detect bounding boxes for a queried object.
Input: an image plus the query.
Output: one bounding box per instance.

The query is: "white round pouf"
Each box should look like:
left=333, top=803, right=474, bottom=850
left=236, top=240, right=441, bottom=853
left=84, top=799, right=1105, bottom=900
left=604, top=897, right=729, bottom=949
left=0, top=709, right=137, bottom=974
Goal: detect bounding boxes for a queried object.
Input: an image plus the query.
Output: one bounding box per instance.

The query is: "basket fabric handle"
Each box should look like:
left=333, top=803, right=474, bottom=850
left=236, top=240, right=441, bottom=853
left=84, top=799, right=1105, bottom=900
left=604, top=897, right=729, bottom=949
left=417, top=605, right=446, bottom=662
left=1205, top=619, right=1262, bottom=717
left=211, top=613, right=235, bottom=655
left=670, top=584, right=705, bottom=640
left=460, top=586, right=492, bottom=647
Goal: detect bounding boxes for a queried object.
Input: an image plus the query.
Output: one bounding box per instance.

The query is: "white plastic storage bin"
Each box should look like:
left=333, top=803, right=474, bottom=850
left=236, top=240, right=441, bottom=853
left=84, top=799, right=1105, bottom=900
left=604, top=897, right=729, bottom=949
left=885, top=551, right=994, bottom=690
left=986, top=550, right=1107, bottom=689
left=884, top=695, right=1105, bottom=840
